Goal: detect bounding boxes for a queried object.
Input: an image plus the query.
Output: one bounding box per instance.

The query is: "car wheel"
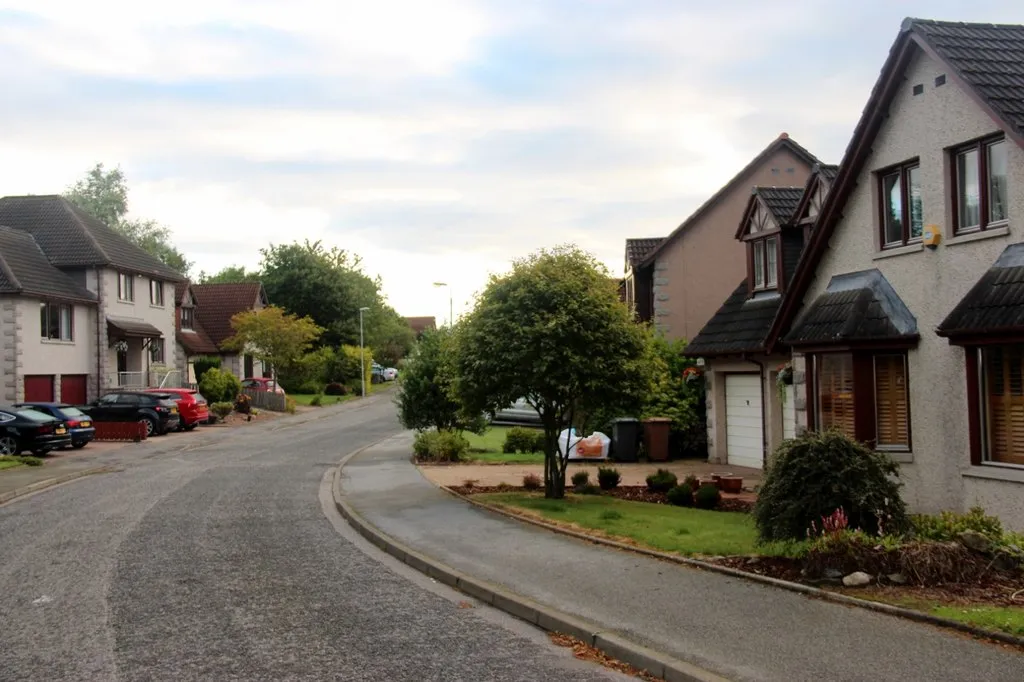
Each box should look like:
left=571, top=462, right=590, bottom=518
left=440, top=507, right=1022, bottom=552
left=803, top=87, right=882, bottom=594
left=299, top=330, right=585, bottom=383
left=139, top=417, right=157, bottom=438
left=72, top=442, right=88, bottom=449
left=183, top=423, right=197, bottom=432
left=0, top=436, right=18, bottom=455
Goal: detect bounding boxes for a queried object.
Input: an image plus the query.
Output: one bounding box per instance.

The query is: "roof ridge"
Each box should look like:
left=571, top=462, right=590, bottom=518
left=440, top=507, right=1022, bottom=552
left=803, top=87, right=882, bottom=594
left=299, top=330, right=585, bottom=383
left=904, top=17, right=1024, bottom=31
left=59, top=196, right=111, bottom=265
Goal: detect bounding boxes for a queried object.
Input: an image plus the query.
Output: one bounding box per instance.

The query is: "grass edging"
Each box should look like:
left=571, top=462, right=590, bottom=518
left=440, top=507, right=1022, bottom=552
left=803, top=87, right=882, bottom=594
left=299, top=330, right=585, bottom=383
left=440, top=486, right=1024, bottom=649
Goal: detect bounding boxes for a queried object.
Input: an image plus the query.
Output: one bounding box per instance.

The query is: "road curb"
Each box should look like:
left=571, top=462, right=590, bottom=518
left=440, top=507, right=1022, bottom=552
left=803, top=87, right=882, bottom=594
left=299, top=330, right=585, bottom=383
left=333, top=446, right=730, bottom=682
left=439, top=486, right=1024, bottom=650
left=0, top=465, right=117, bottom=506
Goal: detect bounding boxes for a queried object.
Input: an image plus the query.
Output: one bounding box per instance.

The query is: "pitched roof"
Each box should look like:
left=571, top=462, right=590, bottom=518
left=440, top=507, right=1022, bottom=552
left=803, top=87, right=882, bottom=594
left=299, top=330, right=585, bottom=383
left=107, top=317, right=163, bottom=338
left=0, top=226, right=97, bottom=304
left=174, top=281, right=191, bottom=306
left=190, top=282, right=268, bottom=346
left=406, top=316, right=437, bottom=334
left=937, top=243, right=1024, bottom=338
left=756, top=187, right=806, bottom=226
left=784, top=270, right=918, bottom=346
left=640, top=133, right=822, bottom=267
left=770, top=18, right=1024, bottom=352
left=625, top=238, right=663, bottom=269
left=685, top=283, right=783, bottom=356
left=818, top=164, right=840, bottom=182
left=0, top=195, right=184, bottom=281
left=177, top=328, right=220, bottom=355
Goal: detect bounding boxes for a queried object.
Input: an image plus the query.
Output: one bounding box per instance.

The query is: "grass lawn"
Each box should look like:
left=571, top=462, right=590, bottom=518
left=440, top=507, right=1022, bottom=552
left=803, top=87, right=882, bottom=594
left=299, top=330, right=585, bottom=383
left=465, top=426, right=545, bottom=464
left=933, top=605, right=1024, bottom=636
left=0, top=458, right=24, bottom=471
left=478, top=492, right=801, bottom=557
left=289, top=393, right=357, bottom=407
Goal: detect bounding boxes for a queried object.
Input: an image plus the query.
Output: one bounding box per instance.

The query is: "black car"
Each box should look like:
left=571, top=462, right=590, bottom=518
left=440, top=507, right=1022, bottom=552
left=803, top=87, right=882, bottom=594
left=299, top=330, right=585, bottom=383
left=83, top=391, right=180, bottom=437
left=15, top=402, right=96, bottom=449
left=0, top=405, right=72, bottom=456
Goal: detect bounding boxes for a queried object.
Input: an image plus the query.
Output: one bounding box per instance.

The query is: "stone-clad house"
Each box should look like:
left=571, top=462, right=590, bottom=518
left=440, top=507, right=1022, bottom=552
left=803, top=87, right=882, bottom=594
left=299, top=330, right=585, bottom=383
left=0, top=195, right=184, bottom=403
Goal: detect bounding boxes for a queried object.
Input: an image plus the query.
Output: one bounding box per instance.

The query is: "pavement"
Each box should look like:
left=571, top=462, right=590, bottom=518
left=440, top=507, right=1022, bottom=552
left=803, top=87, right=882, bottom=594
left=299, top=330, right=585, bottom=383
left=340, top=433, right=1024, bottom=682
left=0, top=392, right=631, bottom=681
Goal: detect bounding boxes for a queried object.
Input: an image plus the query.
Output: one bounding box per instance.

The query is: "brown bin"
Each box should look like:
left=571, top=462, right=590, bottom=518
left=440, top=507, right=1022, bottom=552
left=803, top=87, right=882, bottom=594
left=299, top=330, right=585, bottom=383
left=642, top=417, right=672, bottom=461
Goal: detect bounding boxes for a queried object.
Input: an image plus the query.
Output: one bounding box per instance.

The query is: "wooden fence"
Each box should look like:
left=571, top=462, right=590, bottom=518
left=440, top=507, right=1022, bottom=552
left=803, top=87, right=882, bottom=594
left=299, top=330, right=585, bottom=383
left=94, top=422, right=148, bottom=442
left=242, top=389, right=288, bottom=412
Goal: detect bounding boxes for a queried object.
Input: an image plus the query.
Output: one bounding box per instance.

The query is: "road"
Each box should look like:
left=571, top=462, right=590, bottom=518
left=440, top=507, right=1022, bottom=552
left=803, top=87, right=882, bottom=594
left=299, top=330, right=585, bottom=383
left=0, top=395, right=628, bottom=682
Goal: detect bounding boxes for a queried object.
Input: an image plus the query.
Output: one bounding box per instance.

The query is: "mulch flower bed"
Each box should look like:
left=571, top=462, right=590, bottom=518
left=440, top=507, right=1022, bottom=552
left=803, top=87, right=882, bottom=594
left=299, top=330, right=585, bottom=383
left=447, top=483, right=755, bottom=513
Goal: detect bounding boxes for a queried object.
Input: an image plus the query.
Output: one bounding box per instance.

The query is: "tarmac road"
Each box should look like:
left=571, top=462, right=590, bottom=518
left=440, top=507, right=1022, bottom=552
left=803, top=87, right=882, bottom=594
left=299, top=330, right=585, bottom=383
left=0, top=396, right=629, bottom=682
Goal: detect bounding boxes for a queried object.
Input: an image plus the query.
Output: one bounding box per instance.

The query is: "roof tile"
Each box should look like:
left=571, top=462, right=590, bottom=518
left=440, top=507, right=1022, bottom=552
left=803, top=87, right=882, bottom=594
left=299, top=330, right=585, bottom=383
left=190, top=282, right=266, bottom=346
left=0, top=226, right=96, bottom=303
left=938, top=243, right=1024, bottom=336
left=625, top=238, right=663, bottom=268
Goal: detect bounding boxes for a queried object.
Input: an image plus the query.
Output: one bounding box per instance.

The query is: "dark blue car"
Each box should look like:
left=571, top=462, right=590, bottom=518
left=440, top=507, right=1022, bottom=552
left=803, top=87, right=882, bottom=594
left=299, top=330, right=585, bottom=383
left=15, top=402, right=96, bottom=449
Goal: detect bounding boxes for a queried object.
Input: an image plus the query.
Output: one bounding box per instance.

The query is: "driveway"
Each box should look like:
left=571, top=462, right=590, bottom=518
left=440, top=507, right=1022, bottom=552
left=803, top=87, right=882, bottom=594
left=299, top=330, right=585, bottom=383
left=0, top=396, right=629, bottom=681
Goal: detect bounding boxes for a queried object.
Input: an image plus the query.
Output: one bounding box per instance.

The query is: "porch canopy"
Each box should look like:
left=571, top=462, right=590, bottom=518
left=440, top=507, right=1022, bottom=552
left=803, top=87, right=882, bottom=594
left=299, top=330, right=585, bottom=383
left=937, top=243, right=1024, bottom=344
left=107, top=316, right=163, bottom=339
left=784, top=269, right=919, bottom=348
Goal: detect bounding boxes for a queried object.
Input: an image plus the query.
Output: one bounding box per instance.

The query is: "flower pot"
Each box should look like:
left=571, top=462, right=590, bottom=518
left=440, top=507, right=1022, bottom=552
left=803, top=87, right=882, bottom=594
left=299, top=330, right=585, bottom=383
left=719, top=476, right=743, bottom=494
left=699, top=477, right=718, bottom=489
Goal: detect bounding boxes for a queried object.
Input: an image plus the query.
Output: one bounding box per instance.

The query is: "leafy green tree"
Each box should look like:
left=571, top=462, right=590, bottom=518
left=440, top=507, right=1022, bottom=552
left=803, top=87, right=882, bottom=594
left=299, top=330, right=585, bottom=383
left=453, top=245, right=651, bottom=498
left=64, top=163, right=192, bottom=275
left=396, top=327, right=485, bottom=433
left=197, top=265, right=262, bottom=284
left=224, top=305, right=324, bottom=382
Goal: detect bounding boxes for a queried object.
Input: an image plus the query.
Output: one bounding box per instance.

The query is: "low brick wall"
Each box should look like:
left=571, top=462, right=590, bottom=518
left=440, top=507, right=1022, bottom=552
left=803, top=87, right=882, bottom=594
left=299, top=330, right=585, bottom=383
left=93, top=422, right=148, bottom=442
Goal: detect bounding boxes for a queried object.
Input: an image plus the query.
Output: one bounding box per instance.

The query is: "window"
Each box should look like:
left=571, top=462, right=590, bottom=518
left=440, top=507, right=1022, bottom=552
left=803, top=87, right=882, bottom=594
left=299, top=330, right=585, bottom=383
left=39, top=303, right=73, bottom=341
left=150, top=279, right=164, bottom=306
left=953, top=137, right=1008, bottom=234
left=751, top=237, right=778, bottom=290
left=813, top=351, right=911, bottom=448
left=118, top=272, right=134, bottom=302
left=181, top=307, right=194, bottom=330
left=816, top=353, right=855, bottom=438
left=878, top=161, right=922, bottom=247
left=980, top=345, right=1024, bottom=466
left=874, top=355, right=909, bottom=449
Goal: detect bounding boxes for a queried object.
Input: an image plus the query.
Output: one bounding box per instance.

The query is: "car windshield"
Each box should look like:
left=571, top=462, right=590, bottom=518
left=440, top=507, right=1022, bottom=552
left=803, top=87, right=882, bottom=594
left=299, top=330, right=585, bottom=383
left=16, top=409, right=57, bottom=423
left=194, top=393, right=207, bottom=403
left=59, top=407, right=87, bottom=418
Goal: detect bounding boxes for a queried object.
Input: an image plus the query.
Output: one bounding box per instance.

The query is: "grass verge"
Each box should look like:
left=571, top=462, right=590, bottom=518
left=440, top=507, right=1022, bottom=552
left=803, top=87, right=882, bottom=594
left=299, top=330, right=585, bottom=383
left=290, top=394, right=357, bottom=407
left=464, top=427, right=545, bottom=464
left=933, top=605, right=1024, bottom=636
left=0, top=458, right=24, bottom=471
left=0, top=455, right=44, bottom=470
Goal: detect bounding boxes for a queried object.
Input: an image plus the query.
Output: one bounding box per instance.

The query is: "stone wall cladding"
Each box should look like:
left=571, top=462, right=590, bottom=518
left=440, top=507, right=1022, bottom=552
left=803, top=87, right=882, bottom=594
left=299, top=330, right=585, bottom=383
left=0, top=301, right=17, bottom=402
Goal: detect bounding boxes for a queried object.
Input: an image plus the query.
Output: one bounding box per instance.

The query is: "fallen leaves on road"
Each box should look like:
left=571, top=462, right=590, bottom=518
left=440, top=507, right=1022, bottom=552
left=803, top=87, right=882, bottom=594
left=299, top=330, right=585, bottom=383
left=457, top=601, right=474, bottom=609
left=548, top=633, right=663, bottom=681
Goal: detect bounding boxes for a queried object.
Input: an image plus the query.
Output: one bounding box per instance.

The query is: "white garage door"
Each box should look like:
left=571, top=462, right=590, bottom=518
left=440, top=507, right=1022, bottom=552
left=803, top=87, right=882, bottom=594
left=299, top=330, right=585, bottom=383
left=725, top=374, right=764, bottom=470
left=783, top=385, right=797, bottom=441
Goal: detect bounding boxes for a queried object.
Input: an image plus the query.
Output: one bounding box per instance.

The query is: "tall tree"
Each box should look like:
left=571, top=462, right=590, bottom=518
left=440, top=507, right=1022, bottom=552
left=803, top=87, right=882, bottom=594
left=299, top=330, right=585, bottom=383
left=197, top=265, right=262, bottom=284
left=64, top=163, right=192, bottom=275
left=224, top=305, right=323, bottom=379
left=453, top=245, right=652, bottom=498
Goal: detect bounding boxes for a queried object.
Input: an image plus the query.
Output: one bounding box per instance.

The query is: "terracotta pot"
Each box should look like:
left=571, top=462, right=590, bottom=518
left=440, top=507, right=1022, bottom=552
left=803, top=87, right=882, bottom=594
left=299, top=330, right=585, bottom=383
left=719, top=476, right=743, bottom=494
left=699, top=478, right=718, bottom=489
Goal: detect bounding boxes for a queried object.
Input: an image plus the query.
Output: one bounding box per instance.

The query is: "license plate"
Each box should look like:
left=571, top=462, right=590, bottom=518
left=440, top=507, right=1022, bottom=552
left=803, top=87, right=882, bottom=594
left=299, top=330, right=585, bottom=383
left=56, top=427, right=66, bottom=435
left=81, top=421, right=91, bottom=428
left=170, top=407, right=178, bottom=414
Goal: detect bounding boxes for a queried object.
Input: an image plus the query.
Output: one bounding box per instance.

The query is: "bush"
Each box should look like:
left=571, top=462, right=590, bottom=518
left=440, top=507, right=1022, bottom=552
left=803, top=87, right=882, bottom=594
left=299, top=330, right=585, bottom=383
left=413, top=431, right=437, bottom=458
left=571, top=470, right=590, bottom=487
left=211, top=402, right=234, bottom=420
left=531, top=431, right=547, bottom=454
left=310, top=393, right=323, bottom=407
left=324, top=382, right=348, bottom=396
left=578, top=483, right=601, bottom=495
left=199, top=368, right=242, bottom=404
left=646, top=468, right=678, bottom=493
left=522, top=473, right=542, bottom=490
left=911, top=507, right=1004, bottom=543
left=396, top=328, right=485, bottom=434
left=683, top=474, right=700, bottom=490
left=193, top=356, right=221, bottom=383
left=285, top=397, right=297, bottom=414
left=234, top=393, right=252, bottom=414
left=753, top=430, right=908, bottom=542
left=411, top=429, right=468, bottom=462
left=667, top=484, right=693, bottom=507
left=15, top=455, right=43, bottom=467
left=504, top=427, right=540, bottom=454
left=597, top=467, right=621, bottom=490
left=695, top=484, right=721, bottom=510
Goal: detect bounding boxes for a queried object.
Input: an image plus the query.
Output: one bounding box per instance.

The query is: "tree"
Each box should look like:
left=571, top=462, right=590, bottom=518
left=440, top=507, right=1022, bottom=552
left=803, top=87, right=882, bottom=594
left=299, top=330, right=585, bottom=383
left=65, top=163, right=192, bottom=275
left=453, top=245, right=652, bottom=498
left=224, top=306, right=324, bottom=381
left=197, top=265, right=262, bottom=284
left=396, top=327, right=485, bottom=433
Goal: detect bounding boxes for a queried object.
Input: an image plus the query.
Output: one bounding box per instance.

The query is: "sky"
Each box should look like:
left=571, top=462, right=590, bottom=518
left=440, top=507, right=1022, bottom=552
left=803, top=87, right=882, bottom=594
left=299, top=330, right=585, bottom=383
left=3, top=1, right=1024, bottom=326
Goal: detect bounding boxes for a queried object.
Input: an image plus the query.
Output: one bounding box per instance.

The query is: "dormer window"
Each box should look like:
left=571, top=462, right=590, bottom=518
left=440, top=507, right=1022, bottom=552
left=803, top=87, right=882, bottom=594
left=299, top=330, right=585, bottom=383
left=752, top=236, right=779, bottom=290
left=181, top=306, right=194, bottom=330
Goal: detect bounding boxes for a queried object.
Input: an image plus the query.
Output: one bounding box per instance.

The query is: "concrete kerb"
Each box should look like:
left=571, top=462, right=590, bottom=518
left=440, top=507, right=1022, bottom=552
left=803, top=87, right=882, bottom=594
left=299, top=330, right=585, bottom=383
left=332, top=447, right=729, bottom=682
left=0, top=465, right=117, bottom=506
left=437, top=485, right=1024, bottom=650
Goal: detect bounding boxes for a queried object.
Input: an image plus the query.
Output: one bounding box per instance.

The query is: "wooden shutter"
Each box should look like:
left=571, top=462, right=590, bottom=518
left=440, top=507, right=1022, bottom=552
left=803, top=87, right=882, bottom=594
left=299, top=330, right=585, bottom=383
left=874, top=354, right=909, bottom=447
left=984, top=346, right=1024, bottom=465
left=817, top=354, right=855, bottom=439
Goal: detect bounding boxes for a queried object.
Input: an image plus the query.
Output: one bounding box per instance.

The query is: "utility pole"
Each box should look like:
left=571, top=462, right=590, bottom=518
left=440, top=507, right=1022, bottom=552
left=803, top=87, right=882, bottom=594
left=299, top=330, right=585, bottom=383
left=359, top=306, right=369, bottom=397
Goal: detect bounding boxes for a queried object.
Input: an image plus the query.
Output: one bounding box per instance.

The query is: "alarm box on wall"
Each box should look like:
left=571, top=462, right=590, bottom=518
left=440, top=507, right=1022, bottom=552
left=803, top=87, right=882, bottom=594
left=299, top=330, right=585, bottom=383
left=922, top=224, right=941, bottom=247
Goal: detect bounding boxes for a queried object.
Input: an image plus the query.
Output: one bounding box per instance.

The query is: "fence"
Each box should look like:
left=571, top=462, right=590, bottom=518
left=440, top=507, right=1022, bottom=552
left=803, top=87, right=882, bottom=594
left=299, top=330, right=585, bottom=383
left=242, top=388, right=288, bottom=412
left=106, top=369, right=185, bottom=390
left=93, top=422, right=148, bottom=442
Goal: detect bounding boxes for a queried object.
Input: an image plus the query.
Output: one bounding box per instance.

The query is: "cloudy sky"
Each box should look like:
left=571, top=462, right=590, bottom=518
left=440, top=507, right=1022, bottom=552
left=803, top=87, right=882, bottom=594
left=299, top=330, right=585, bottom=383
left=2, top=1, right=1023, bottom=325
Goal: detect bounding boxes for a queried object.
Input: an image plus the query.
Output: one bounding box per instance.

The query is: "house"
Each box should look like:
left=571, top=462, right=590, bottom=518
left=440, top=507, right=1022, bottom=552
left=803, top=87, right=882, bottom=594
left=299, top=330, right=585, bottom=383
left=623, top=238, right=663, bottom=322
left=769, top=18, right=1024, bottom=528
left=0, top=195, right=184, bottom=402
left=175, top=281, right=270, bottom=384
left=405, top=316, right=436, bottom=339
left=629, top=134, right=821, bottom=340
left=686, top=164, right=837, bottom=469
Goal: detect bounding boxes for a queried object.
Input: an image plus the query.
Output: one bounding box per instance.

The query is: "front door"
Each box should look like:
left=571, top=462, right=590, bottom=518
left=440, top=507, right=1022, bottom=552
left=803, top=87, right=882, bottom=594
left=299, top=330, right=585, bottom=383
left=244, top=354, right=254, bottom=378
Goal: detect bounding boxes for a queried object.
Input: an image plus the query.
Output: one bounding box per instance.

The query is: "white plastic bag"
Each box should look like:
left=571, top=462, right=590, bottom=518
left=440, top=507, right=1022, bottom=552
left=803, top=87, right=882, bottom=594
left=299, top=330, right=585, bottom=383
left=568, top=431, right=611, bottom=460
left=557, top=428, right=582, bottom=458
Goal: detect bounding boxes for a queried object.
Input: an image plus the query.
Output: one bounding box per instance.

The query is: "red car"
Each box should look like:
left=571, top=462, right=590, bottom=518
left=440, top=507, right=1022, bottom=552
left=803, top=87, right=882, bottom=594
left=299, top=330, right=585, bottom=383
left=241, top=378, right=285, bottom=395
left=144, top=388, right=209, bottom=431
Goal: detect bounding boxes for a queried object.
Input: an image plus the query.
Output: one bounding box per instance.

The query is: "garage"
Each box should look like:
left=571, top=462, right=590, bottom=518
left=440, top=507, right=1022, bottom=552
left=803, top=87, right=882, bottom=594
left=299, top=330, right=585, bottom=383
left=725, top=374, right=764, bottom=469
left=60, top=374, right=89, bottom=405
left=24, top=375, right=55, bottom=402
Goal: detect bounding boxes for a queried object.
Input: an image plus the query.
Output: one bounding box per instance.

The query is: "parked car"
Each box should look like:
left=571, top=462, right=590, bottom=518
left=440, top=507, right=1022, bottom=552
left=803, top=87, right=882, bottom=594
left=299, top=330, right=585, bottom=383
left=143, top=388, right=209, bottom=431
left=383, top=367, right=398, bottom=381
left=14, top=402, right=95, bottom=449
left=491, top=397, right=542, bottom=425
left=0, top=405, right=71, bottom=455
left=370, top=363, right=386, bottom=384
left=241, top=377, right=285, bottom=395
left=82, top=391, right=180, bottom=437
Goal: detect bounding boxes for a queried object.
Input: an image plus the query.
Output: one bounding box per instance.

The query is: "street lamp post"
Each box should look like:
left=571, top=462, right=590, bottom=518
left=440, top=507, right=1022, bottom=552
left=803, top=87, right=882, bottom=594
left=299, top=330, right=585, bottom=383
left=359, top=306, right=370, bottom=398
left=433, top=282, right=452, bottom=328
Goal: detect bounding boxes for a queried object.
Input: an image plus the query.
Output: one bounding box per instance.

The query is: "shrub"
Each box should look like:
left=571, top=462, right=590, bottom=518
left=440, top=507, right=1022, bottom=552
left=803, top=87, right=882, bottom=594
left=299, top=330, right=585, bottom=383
left=694, top=484, right=721, bottom=510
left=413, top=431, right=437, bottom=458
left=324, top=382, right=348, bottom=396
left=412, top=429, right=468, bottom=462
left=683, top=474, right=700, bottom=490
left=396, top=328, right=485, bottom=434
left=522, top=473, right=542, bottom=490
left=292, top=380, right=322, bottom=395
left=309, top=393, right=323, bottom=407
left=285, top=397, right=297, bottom=414
left=645, top=468, right=678, bottom=493
left=505, top=427, right=540, bottom=454
left=234, top=393, right=252, bottom=414
left=193, top=356, right=221, bottom=383
left=911, top=507, right=1004, bottom=543
left=16, top=455, right=43, bottom=467
left=210, top=402, right=234, bottom=420
left=597, top=467, right=621, bottom=490
left=578, top=483, right=601, bottom=495
left=199, top=368, right=242, bottom=404
left=753, top=430, right=908, bottom=542
left=531, top=431, right=547, bottom=454
left=667, top=484, right=694, bottom=507
left=571, top=471, right=590, bottom=487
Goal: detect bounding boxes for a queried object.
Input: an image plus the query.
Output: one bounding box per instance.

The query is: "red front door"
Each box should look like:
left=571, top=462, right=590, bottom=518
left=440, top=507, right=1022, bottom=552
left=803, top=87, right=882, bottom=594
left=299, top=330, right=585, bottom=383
left=60, top=374, right=88, bottom=405
left=24, top=375, right=55, bottom=402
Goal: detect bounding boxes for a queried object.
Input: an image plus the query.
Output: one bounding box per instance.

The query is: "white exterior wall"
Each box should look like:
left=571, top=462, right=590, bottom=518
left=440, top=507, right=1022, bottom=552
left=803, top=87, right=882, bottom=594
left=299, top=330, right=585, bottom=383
left=791, top=49, right=1024, bottom=528
left=18, top=298, right=97, bottom=401
left=101, top=269, right=178, bottom=386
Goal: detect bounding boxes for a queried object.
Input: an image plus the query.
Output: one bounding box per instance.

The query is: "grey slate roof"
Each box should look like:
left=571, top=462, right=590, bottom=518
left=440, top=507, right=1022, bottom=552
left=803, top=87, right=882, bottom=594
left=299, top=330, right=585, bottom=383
left=0, top=226, right=96, bottom=303
left=784, top=270, right=918, bottom=346
left=937, top=242, right=1024, bottom=337
left=685, top=283, right=783, bottom=356
left=0, top=195, right=184, bottom=281
left=625, top=238, right=663, bottom=268
left=756, top=187, right=805, bottom=226
left=818, top=164, right=839, bottom=182
left=911, top=19, right=1024, bottom=141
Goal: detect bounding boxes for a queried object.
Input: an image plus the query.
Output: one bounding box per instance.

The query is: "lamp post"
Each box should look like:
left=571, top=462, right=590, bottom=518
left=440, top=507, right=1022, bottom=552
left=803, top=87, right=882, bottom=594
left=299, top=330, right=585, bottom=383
left=433, top=281, right=452, bottom=328
left=359, top=306, right=370, bottom=398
